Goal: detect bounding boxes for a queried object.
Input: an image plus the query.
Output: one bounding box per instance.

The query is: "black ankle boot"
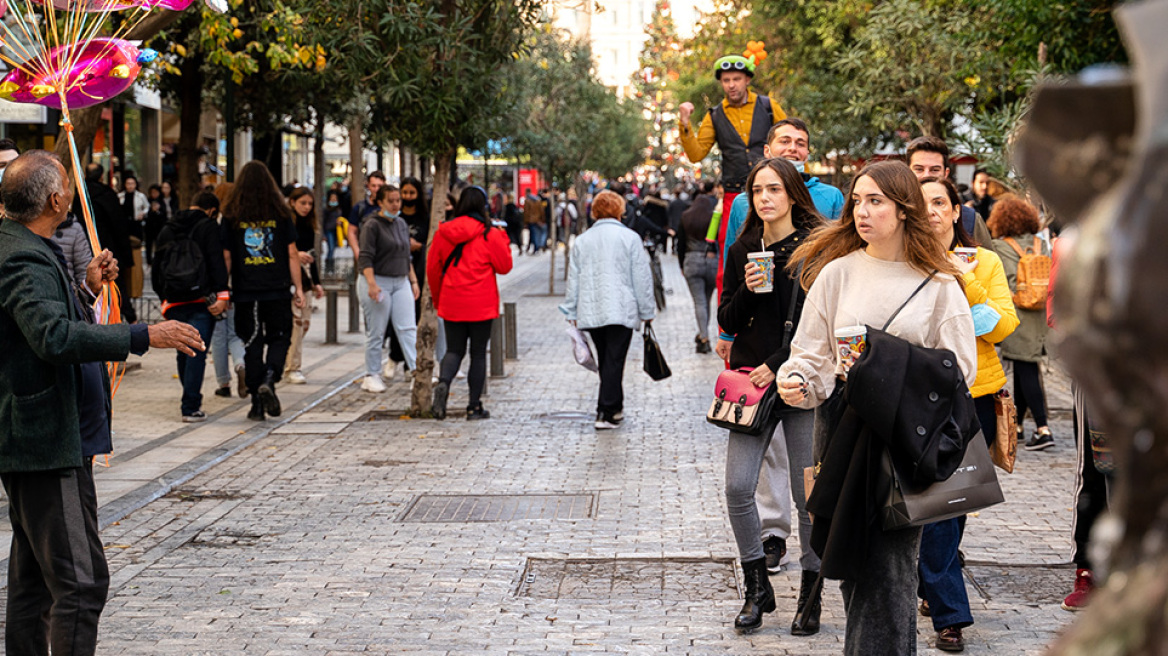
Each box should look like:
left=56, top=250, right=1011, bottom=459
left=256, top=371, right=281, bottom=417
left=735, top=557, right=776, bottom=633
left=247, top=397, right=265, bottom=421
left=791, top=569, right=822, bottom=635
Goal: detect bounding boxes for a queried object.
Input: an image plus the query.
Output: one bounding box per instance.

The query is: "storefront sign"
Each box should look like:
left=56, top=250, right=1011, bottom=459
left=0, top=101, right=47, bottom=124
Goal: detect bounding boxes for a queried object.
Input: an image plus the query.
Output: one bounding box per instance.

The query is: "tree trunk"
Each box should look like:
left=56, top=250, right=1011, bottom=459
left=175, top=51, right=205, bottom=208
left=409, top=148, right=453, bottom=416
left=54, top=105, right=106, bottom=188
left=348, top=115, right=365, bottom=205
left=313, top=114, right=327, bottom=265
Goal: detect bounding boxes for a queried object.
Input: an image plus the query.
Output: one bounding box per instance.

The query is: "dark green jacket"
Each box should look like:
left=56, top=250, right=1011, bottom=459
left=0, top=219, right=132, bottom=473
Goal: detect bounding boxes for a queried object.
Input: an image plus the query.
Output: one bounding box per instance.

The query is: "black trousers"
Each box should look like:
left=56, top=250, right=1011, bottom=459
left=2, top=463, right=109, bottom=656
left=234, top=299, right=294, bottom=392
left=439, top=319, right=493, bottom=408
left=585, top=325, right=633, bottom=416
left=1011, top=359, right=1048, bottom=427
left=1071, top=383, right=1110, bottom=570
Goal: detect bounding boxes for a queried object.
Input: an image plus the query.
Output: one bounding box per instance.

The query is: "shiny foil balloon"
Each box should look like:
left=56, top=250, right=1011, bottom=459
left=0, top=38, right=156, bottom=109
left=31, top=0, right=225, bottom=11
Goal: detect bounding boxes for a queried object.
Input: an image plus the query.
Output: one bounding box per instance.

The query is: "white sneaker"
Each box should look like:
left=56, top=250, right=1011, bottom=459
left=396, top=361, right=408, bottom=379
left=381, top=360, right=396, bottom=381
left=455, top=370, right=467, bottom=380
left=286, top=370, right=307, bottom=385
left=361, top=375, right=387, bottom=393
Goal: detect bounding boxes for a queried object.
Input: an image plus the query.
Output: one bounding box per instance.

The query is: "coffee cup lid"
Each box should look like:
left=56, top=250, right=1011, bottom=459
left=834, top=325, right=867, bottom=338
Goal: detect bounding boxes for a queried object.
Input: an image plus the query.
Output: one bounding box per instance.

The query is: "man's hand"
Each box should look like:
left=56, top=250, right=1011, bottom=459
left=294, top=289, right=306, bottom=308
left=715, top=337, right=733, bottom=361
left=678, top=102, right=695, bottom=127
left=85, top=249, right=118, bottom=292
left=148, top=321, right=206, bottom=357
left=297, top=251, right=314, bottom=266
left=208, top=298, right=229, bottom=316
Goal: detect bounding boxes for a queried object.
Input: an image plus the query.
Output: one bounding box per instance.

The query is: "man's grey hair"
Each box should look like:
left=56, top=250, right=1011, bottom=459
left=1, top=150, right=66, bottom=224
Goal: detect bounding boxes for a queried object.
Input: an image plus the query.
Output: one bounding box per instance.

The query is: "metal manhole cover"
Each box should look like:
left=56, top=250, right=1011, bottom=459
left=517, top=557, right=739, bottom=600
left=534, top=411, right=595, bottom=421
left=399, top=493, right=595, bottom=522
left=964, top=564, right=1075, bottom=604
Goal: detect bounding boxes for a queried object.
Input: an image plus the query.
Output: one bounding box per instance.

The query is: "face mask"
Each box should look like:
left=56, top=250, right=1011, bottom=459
left=328, top=201, right=338, bottom=207
left=381, top=209, right=398, bottom=219
left=970, top=302, right=1001, bottom=337
left=792, top=161, right=806, bottom=173
left=401, top=198, right=418, bottom=208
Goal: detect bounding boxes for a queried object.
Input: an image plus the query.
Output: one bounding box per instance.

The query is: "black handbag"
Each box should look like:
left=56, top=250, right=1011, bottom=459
left=882, top=432, right=1005, bottom=530
left=642, top=324, right=671, bottom=381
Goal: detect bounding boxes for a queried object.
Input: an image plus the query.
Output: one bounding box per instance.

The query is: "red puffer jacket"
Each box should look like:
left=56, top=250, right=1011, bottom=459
left=426, top=215, right=514, bottom=322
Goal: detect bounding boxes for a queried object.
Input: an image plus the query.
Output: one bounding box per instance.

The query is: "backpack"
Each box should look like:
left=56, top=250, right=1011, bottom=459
left=1004, top=236, right=1051, bottom=311
left=153, top=220, right=209, bottom=302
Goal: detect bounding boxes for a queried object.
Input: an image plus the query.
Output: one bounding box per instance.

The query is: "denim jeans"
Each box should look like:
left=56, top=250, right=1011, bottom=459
left=211, top=307, right=245, bottom=388
left=682, top=248, right=717, bottom=341
left=725, top=409, right=818, bottom=569
left=918, top=518, right=972, bottom=631
left=358, top=275, right=417, bottom=376
left=166, top=303, right=216, bottom=416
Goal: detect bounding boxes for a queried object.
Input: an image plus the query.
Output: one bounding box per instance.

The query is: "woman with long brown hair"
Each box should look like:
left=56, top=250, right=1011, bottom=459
left=221, top=161, right=305, bottom=420
left=718, top=158, right=825, bottom=635
left=776, top=160, right=976, bottom=655
left=284, top=187, right=325, bottom=385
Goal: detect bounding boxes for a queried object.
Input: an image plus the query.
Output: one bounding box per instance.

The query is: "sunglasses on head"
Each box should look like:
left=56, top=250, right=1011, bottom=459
left=719, top=61, right=747, bottom=71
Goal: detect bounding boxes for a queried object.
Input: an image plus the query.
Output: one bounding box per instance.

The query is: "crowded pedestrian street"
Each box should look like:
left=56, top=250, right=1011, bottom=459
left=0, top=252, right=1079, bottom=654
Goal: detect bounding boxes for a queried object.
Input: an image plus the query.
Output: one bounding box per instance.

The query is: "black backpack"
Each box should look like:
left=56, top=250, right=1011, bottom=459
left=153, top=220, right=209, bottom=302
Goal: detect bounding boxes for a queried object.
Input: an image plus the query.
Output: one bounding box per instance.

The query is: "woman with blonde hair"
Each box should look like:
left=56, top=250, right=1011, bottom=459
left=776, top=160, right=976, bottom=655
left=559, top=190, right=655, bottom=429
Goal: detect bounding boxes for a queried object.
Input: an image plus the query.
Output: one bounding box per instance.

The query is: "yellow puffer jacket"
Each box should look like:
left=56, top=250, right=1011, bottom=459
left=962, top=246, right=1019, bottom=398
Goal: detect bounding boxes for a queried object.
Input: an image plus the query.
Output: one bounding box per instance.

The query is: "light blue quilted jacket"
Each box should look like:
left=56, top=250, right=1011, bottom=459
left=559, top=219, right=656, bottom=330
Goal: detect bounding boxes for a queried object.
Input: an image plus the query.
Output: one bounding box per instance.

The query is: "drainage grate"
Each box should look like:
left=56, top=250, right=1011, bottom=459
left=399, top=493, right=595, bottom=522
left=964, top=563, right=1074, bottom=604
left=166, top=489, right=252, bottom=501
left=533, top=411, right=595, bottom=421
left=517, top=557, right=739, bottom=601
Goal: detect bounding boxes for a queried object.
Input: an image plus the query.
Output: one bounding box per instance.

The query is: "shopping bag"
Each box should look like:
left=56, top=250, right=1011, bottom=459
left=642, top=324, right=671, bottom=381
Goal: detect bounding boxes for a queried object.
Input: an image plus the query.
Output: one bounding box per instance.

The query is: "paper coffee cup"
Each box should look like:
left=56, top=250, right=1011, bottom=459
left=746, top=251, right=775, bottom=293
left=953, top=247, right=978, bottom=264
left=834, top=325, right=867, bottom=372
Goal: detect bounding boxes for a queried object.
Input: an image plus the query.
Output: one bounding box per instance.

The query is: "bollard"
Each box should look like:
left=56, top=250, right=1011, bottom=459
left=347, top=279, right=360, bottom=333
left=489, top=316, right=505, bottom=377
left=503, top=301, right=517, bottom=359
left=325, top=288, right=339, bottom=344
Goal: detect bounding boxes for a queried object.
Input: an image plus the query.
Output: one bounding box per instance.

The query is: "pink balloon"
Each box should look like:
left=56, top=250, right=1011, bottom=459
left=31, top=0, right=224, bottom=12
left=0, top=38, right=145, bottom=109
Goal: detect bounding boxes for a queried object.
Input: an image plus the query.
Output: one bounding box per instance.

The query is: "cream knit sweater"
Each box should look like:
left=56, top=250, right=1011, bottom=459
left=778, top=250, right=977, bottom=408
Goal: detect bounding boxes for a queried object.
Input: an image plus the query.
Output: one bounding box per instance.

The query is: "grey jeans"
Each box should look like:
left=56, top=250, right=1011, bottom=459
left=725, top=409, right=817, bottom=568
left=682, top=249, right=718, bottom=341
left=840, top=526, right=923, bottom=656
left=358, top=275, right=417, bottom=375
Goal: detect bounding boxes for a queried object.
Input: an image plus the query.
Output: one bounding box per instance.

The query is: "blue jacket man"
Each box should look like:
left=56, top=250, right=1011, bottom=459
left=0, top=151, right=203, bottom=655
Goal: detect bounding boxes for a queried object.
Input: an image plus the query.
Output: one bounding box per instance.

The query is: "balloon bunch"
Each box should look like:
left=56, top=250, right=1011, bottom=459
left=743, top=41, right=767, bottom=67
left=0, top=0, right=223, bottom=384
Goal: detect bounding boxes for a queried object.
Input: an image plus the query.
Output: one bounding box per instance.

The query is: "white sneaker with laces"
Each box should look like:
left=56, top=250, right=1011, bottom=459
left=286, top=370, right=307, bottom=385
left=381, top=360, right=396, bottom=381
left=361, top=374, right=387, bottom=393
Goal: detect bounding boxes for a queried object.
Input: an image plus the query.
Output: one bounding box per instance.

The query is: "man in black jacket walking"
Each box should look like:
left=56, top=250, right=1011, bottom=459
left=153, top=191, right=231, bottom=422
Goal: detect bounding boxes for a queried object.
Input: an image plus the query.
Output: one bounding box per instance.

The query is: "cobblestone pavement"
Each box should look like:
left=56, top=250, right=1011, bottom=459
left=0, top=250, right=1085, bottom=654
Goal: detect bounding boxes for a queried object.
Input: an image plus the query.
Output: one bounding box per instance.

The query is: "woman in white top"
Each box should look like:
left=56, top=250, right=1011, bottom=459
left=776, top=160, right=976, bottom=656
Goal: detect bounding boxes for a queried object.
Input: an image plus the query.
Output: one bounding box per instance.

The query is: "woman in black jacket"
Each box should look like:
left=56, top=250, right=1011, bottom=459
left=718, top=158, right=825, bottom=635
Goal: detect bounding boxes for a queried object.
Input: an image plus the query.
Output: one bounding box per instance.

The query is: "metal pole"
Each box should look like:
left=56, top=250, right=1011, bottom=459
left=489, top=317, right=505, bottom=377
left=347, top=278, right=360, bottom=333
left=325, top=289, right=338, bottom=344
left=503, top=301, right=517, bottom=359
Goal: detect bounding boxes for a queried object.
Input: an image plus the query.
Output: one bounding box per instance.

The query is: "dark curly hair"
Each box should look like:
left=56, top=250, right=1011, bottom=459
left=986, top=196, right=1040, bottom=239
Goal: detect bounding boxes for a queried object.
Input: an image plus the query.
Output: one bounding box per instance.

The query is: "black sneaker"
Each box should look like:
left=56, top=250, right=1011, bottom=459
left=182, top=410, right=207, bottom=423
left=763, top=536, right=787, bottom=573
left=246, top=400, right=265, bottom=421
left=432, top=381, right=449, bottom=420
left=467, top=405, right=491, bottom=421
left=696, top=338, right=712, bottom=354
left=214, top=386, right=232, bottom=398
left=1024, top=431, right=1054, bottom=451
left=594, top=411, right=620, bottom=430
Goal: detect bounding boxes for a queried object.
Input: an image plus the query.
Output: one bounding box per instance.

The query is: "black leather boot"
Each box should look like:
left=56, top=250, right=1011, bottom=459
left=256, top=370, right=281, bottom=417
left=247, top=397, right=265, bottom=421
left=791, top=569, right=822, bottom=635
left=735, top=557, right=776, bottom=633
